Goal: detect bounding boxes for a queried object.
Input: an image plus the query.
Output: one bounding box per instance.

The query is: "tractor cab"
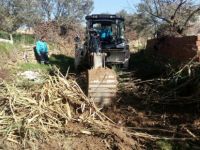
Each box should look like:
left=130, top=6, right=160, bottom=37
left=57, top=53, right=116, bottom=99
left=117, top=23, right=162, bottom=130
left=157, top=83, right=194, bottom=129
left=85, top=14, right=126, bottom=50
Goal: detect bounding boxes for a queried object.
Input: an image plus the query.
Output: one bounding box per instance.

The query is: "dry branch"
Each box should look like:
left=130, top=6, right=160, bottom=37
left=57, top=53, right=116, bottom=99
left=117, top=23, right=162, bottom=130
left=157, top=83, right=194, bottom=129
left=0, top=72, right=138, bottom=149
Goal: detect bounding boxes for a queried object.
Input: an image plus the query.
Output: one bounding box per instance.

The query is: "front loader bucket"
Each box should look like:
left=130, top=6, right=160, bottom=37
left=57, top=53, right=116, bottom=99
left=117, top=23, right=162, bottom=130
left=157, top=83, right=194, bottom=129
left=88, top=68, right=118, bottom=106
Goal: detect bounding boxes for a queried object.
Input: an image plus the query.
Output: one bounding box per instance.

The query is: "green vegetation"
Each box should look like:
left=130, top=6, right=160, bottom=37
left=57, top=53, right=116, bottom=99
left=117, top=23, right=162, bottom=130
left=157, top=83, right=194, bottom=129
left=129, top=49, right=180, bottom=79
left=0, top=30, right=36, bottom=44
left=0, top=31, right=10, bottom=40
left=0, top=43, right=14, bottom=54
left=156, top=140, right=194, bottom=150
left=19, top=63, right=51, bottom=73
left=156, top=140, right=172, bottom=150
left=49, top=54, right=74, bottom=75
left=112, top=65, right=121, bottom=73
left=17, top=54, right=75, bottom=76
left=13, top=33, right=35, bottom=44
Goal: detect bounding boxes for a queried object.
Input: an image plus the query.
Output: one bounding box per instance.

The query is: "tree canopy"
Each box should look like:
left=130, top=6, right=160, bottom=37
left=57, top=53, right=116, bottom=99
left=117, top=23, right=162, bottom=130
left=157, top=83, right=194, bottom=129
left=0, top=0, right=94, bottom=33
left=0, top=0, right=42, bottom=32
left=40, top=0, right=93, bottom=22
left=134, top=0, right=200, bottom=37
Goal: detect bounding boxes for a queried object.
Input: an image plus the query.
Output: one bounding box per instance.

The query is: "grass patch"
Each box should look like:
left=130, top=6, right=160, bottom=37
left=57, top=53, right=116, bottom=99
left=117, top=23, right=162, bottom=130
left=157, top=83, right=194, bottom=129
left=49, top=54, right=74, bottom=75
left=0, top=31, right=35, bottom=44
left=0, top=43, right=16, bottom=64
left=156, top=140, right=172, bottom=150
left=19, top=63, right=51, bottom=73
left=13, top=33, right=35, bottom=44
left=15, top=54, right=74, bottom=77
left=0, top=43, right=15, bottom=54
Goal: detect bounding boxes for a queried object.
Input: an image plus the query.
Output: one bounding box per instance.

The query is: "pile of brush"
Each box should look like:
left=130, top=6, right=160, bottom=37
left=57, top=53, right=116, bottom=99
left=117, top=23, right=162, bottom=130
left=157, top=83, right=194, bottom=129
left=135, top=56, right=200, bottom=105
left=0, top=72, right=139, bottom=149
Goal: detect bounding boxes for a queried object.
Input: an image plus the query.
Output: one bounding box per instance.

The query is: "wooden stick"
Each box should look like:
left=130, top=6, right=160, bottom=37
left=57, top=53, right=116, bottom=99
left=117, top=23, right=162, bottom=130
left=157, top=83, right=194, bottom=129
left=183, top=127, right=197, bottom=138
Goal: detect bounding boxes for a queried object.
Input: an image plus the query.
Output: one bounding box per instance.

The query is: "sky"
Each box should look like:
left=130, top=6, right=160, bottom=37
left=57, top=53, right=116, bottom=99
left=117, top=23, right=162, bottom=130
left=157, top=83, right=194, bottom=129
left=92, top=0, right=141, bottom=14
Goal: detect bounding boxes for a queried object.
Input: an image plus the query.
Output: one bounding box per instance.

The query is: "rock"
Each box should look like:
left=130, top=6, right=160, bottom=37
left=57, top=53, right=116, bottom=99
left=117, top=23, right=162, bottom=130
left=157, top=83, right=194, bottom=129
left=19, top=71, right=40, bottom=81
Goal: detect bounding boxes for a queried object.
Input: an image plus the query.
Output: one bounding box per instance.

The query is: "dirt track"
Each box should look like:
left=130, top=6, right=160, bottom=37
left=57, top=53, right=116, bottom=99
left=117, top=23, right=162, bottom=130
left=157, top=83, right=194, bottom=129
left=103, top=69, right=200, bottom=149
left=74, top=66, right=200, bottom=149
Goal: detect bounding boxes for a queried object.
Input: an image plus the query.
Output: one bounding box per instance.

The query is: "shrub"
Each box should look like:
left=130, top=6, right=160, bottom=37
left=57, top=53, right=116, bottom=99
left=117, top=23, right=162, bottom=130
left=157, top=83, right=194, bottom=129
left=13, top=33, right=35, bottom=44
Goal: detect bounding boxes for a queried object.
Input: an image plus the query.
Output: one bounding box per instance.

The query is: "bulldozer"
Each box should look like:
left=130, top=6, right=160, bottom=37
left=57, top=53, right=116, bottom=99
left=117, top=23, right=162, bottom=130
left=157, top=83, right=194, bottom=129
left=74, top=14, right=130, bottom=105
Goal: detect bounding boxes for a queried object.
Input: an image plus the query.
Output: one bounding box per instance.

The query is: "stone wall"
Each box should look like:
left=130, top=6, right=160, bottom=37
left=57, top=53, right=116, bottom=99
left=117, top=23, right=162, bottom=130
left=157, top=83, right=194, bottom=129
left=146, top=35, right=200, bottom=61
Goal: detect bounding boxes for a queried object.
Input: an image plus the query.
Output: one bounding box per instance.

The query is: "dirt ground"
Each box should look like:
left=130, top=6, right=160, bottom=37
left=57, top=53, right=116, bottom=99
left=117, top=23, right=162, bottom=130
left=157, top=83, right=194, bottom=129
left=101, top=52, right=200, bottom=149
left=75, top=69, right=200, bottom=149
left=104, top=74, right=200, bottom=149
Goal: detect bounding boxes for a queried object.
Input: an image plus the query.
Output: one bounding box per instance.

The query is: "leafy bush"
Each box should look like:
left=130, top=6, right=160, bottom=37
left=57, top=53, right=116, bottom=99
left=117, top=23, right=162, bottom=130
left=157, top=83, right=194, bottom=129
left=0, top=30, right=36, bottom=44
left=0, top=31, right=10, bottom=40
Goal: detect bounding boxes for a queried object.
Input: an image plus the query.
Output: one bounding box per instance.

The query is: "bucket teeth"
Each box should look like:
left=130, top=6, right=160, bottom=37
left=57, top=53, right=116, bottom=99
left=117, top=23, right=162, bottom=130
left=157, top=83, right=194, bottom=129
left=88, top=68, right=118, bottom=105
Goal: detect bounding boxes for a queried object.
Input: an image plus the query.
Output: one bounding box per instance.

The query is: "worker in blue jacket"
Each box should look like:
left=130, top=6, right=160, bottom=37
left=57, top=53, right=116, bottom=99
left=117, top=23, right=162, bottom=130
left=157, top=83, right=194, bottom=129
left=36, top=36, right=49, bottom=64
left=100, top=26, right=112, bottom=40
